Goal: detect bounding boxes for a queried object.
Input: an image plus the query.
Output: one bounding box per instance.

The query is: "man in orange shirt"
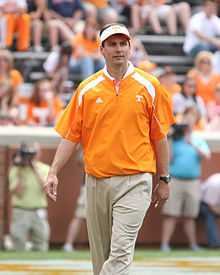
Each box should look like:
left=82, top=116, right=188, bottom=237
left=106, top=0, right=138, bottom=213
left=44, top=23, right=174, bottom=275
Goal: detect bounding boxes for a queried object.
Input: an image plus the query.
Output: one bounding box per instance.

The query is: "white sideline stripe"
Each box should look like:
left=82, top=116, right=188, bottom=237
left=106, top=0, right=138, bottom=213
left=1, top=258, right=220, bottom=275
left=78, top=76, right=105, bottom=105
left=132, top=72, right=155, bottom=102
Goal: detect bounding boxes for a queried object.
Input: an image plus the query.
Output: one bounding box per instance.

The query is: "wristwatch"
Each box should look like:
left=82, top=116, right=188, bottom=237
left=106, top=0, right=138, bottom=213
left=159, top=175, right=171, bottom=184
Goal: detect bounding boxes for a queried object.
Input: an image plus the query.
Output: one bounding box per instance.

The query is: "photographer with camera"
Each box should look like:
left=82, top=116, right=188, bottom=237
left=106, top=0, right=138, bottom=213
left=8, top=143, right=50, bottom=251
left=160, top=106, right=211, bottom=251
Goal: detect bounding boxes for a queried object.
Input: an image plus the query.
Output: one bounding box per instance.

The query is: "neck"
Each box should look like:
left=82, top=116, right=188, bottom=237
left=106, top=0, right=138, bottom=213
left=107, top=62, right=128, bottom=81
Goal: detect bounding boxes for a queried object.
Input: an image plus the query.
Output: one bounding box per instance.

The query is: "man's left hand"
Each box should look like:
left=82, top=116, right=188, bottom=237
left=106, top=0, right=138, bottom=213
left=153, top=181, right=170, bottom=208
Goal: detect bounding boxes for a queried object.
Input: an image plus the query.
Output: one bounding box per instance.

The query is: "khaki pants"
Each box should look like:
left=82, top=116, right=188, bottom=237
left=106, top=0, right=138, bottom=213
left=86, top=173, right=152, bottom=275
left=10, top=208, right=50, bottom=251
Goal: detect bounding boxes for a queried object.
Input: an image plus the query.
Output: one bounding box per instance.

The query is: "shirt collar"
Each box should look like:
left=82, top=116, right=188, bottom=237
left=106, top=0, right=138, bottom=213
left=103, top=61, right=135, bottom=81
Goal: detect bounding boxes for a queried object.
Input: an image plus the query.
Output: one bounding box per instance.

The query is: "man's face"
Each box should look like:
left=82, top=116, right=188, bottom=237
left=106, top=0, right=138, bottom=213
left=100, top=34, right=131, bottom=67
left=204, top=1, right=217, bottom=17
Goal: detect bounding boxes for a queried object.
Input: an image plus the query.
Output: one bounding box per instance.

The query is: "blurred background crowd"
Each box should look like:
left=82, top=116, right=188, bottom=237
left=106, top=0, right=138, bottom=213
left=1, top=0, right=220, bottom=131
left=1, top=0, right=220, bottom=252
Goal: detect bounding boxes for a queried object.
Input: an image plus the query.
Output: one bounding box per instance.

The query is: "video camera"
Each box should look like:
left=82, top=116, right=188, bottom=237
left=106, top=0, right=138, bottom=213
left=12, top=143, right=37, bottom=166
left=169, top=123, right=189, bottom=141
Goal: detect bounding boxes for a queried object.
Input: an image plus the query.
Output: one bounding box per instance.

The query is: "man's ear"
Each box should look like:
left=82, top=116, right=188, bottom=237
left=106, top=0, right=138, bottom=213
left=100, top=45, right=104, bottom=55
left=128, top=44, right=132, bottom=59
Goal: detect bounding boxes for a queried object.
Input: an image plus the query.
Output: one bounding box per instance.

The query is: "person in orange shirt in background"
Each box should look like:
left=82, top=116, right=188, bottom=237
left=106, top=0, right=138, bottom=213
left=188, top=51, right=220, bottom=105
left=152, top=66, right=181, bottom=97
left=0, top=49, right=24, bottom=124
left=0, top=49, right=23, bottom=88
left=0, top=80, right=18, bottom=125
left=17, top=79, right=63, bottom=126
left=1, top=0, right=30, bottom=51
left=70, top=18, right=104, bottom=79
left=44, top=23, right=174, bottom=275
left=206, top=82, right=220, bottom=131
left=82, top=0, right=108, bottom=9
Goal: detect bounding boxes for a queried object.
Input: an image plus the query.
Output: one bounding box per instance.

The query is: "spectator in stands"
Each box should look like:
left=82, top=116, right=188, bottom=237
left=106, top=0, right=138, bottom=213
left=47, top=0, right=84, bottom=50
left=82, top=0, right=108, bottom=10
left=70, top=18, right=104, bottom=78
left=43, top=41, right=73, bottom=93
left=172, top=76, right=207, bottom=127
left=130, top=36, right=149, bottom=66
left=140, top=0, right=191, bottom=35
left=168, top=1, right=191, bottom=33
left=1, top=0, right=30, bottom=51
left=152, top=66, right=181, bottom=97
left=206, top=82, right=220, bottom=131
left=188, top=51, right=220, bottom=105
left=54, top=18, right=104, bottom=80
left=28, top=0, right=51, bottom=52
left=63, top=145, right=86, bottom=252
left=98, top=6, right=118, bottom=28
left=109, top=0, right=141, bottom=33
left=183, top=0, right=220, bottom=57
left=0, top=49, right=23, bottom=89
left=134, top=36, right=157, bottom=73
left=9, top=143, right=50, bottom=251
left=161, top=106, right=211, bottom=252
left=58, top=80, right=75, bottom=107
left=0, top=80, right=17, bottom=124
left=17, top=79, right=63, bottom=126
left=200, top=173, right=220, bottom=248
left=0, top=5, right=6, bottom=48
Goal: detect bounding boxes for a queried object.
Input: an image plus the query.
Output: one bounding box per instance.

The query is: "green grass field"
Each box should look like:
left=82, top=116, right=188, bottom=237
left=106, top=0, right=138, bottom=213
left=1, top=249, right=220, bottom=274
left=1, top=248, right=220, bottom=261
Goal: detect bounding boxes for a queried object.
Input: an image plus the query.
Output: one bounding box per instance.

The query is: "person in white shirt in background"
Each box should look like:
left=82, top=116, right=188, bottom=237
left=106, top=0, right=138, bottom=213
left=0, top=4, right=6, bottom=48
left=200, top=173, right=220, bottom=248
left=183, top=0, right=220, bottom=57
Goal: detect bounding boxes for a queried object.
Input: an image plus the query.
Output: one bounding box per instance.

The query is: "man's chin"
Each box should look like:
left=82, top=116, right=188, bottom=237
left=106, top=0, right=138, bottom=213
left=112, top=60, right=126, bottom=65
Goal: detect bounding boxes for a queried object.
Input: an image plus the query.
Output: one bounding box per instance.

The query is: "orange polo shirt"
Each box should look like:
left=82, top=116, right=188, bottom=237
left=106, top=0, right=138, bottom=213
left=55, top=63, right=174, bottom=178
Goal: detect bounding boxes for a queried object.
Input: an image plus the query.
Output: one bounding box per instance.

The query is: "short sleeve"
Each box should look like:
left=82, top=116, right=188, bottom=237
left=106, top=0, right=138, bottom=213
left=55, top=89, right=82, bottom=143
left=11, top=70, right=24, bottom=87
left=8, top=167, right=18, bottom=191
left=150, top=84, right=175, bottom=140
left=191, top=133, right=210, bottom=157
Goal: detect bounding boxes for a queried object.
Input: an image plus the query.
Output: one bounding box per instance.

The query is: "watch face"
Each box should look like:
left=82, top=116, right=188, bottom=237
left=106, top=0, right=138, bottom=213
left=160, top=175, right=171, bottom=183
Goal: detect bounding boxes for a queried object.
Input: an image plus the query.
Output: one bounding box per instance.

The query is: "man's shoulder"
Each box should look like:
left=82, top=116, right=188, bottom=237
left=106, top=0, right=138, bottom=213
left=77, top=70, right=105, bottom=92
left=133, top=67, right=160, bottom=87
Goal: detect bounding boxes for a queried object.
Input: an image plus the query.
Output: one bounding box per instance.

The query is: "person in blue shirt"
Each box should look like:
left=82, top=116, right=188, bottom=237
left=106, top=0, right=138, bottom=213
left=161, top=106, right=210, bottom=251
left=47, top=0, right=84, bottom=50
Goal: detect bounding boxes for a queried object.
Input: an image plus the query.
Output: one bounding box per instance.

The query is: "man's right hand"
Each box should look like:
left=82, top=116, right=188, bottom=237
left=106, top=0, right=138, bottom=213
left=13, top=182, right=25, bottom=198
left=44, top=173, right=58, bottom=201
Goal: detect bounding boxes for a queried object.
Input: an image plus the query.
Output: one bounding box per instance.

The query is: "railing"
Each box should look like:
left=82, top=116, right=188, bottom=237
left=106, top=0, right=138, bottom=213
left=0, top=126, right=220, bottom=152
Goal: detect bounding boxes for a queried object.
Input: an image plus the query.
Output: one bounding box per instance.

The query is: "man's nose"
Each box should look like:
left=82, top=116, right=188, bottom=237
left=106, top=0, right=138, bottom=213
left=115, top=44, right=123, bottom=51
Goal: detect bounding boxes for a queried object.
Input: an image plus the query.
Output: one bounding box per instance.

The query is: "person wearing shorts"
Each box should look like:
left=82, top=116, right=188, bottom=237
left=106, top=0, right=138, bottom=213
left=161, top=106, right=210, bottom=252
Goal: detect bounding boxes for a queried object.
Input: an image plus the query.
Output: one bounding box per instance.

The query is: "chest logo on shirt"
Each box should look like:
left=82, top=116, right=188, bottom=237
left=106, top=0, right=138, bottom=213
left=96, top=97, right=103, bottom=104
left=136, top=95, right=143, bottom=102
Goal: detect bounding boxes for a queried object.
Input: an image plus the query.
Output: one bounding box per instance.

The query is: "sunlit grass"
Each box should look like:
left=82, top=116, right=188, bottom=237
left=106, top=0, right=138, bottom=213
left=0, top=248, right=220, bottom=261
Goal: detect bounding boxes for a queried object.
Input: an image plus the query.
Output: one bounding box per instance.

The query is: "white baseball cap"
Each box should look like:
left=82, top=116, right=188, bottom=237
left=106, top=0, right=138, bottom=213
left=99, top=24, right=131, bottom=44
